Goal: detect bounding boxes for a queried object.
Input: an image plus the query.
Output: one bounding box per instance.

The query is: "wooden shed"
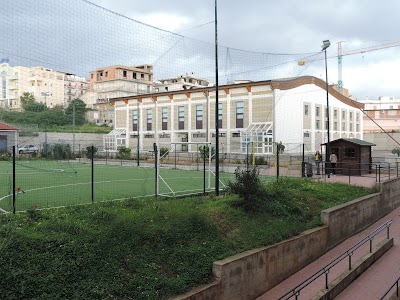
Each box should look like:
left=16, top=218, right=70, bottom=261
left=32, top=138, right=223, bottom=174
left=323, top=138, right=375, bottom=175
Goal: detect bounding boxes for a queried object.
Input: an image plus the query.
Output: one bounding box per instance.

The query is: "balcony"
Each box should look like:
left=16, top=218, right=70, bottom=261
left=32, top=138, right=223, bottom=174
left=8, top=83, right=18, bottom=90
left=28, top=76, right=43, bottom=82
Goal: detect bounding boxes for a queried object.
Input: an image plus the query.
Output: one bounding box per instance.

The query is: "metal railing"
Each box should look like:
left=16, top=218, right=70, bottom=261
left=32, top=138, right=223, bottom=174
left=380, top=276, right=400, bottom=299
left=300, top=160, right=400, bottom=183
left=278, top=220, right=394, bottom=300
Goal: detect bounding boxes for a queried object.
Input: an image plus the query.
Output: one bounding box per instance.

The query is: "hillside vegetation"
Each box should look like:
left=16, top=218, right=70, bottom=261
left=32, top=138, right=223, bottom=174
left=0, top=178, right=373, bottom=300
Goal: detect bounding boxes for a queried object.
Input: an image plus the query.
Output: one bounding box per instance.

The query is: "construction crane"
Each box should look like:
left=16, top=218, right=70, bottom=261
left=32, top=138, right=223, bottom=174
left=298, top=40, right=400, bottom=94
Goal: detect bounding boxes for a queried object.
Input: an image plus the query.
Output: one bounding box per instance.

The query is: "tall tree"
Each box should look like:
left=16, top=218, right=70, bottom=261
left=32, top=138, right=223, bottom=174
left=65, top=98, right=87, bottom=125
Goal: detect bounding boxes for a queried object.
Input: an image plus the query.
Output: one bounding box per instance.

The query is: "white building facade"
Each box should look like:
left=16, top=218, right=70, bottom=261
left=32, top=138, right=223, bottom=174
left=106, top=76, right=363, bottom=155
left=0, top=62, right=66, bottom=110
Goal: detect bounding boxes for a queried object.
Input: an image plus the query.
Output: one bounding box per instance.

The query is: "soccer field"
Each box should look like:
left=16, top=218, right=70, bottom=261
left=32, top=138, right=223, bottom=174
left=0, top=160, right=259, bottom=212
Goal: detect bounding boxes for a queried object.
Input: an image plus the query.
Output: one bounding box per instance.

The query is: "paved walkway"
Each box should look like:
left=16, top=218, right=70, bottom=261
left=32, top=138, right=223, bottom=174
left=256, top=204, right=400, bottom=300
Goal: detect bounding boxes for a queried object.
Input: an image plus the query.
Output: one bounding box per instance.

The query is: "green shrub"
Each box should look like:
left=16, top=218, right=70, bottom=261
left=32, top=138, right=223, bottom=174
left=117, top=146, right=131, bottom=159
left=392, top=147, right=400, bottom=157
left=198, top=146, right=215, bottom=161
left=228, top=166, right=266, bottom=212
left=52, top=143, right=72, bottom=159
left=86, top=146, right=98, bottom=159
left=255, top=156, right=268, bottom=166
left=160, top=147, right=169, bottom=158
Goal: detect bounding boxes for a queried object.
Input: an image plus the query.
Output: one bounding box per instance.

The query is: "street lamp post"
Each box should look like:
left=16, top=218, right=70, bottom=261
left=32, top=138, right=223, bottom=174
left=321, top=40, right=331, bottom=177
left=41, top=91, right=49, bottom=155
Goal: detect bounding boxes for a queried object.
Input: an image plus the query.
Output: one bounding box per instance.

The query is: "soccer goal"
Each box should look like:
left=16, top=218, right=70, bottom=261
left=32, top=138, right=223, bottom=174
left=154, top=141, right=218, bottom=197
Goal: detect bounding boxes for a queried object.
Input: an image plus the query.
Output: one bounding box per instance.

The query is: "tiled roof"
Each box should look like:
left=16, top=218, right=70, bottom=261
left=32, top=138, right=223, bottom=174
left=0, top=122, right=18, bottom=131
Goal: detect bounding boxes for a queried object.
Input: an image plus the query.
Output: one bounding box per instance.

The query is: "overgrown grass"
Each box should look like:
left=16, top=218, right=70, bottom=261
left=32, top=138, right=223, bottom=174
left=0, top=178, right=373, bottom=300
left=39, top=123, right=112, bottom=133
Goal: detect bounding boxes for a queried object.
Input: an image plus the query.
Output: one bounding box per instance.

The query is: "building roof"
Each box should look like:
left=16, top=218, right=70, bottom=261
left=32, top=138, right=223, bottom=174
left=110, top=76, right=364, bottom=109
left=0, top=122, right=18, bottom=131
left=324, top=138, right=376, bottom=146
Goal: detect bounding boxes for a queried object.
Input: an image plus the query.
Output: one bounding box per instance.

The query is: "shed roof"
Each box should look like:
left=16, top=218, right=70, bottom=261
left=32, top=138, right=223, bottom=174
left=323, top=138, right=376, bottom=146
left=0, top=122, right=18, bottom=131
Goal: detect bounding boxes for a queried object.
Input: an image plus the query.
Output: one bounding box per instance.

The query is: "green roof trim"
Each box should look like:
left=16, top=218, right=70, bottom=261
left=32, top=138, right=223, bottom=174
left=324, top=138, right=376, bottom=146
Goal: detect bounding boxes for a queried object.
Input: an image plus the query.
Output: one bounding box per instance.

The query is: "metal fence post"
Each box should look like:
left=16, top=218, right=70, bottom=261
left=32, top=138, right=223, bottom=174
left=12, top=145, right=16, bottom=214
left=91, top=145, right=94, bottom=204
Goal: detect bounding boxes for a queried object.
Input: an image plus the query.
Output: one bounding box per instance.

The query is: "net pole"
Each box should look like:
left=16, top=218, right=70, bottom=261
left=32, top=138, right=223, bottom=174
left=214, top=0, right=220, bottom=196
left=91, top=145, right=94, bottom=204
left=208, top=145, right=211, bottom=189
left=203, top=146, right=206, bottom=194
left=154, top=143, right=158, bottom=197
left=276, top=143, right=280, bottom=182
left=12, top=146, right=16, bottom=214
left=252, top=141, right=255, bottom=166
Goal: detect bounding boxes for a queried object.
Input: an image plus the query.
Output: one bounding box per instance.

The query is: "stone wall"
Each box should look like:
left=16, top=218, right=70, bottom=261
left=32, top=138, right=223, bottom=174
left=18, top=132, right=104, bottom=152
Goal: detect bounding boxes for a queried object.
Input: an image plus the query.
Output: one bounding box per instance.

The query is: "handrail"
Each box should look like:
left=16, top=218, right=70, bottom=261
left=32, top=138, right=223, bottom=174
left=277, top=219, right=394, bottom=300
left=380, top=276, right=400, bottom=299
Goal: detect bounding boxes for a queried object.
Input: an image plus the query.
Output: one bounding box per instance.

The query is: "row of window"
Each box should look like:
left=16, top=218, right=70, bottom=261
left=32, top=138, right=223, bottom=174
left=314, top=120, right=360, bottom=132
left=138, top=132, right=238, bottom=139
left=132, top=102, right=244, bottom=131
left=304, top=104, right=360, bottom=121
left=94, top=70, right=147, bottom=81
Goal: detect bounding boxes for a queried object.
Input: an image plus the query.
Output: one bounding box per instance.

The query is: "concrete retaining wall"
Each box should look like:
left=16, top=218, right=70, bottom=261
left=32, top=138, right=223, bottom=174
left=19, top=132, right=104, bottom=151
left=174, top=177, right=400, bottom=300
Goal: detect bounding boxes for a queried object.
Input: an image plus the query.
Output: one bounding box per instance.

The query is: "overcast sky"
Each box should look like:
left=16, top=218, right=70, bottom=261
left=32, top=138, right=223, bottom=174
left=2, top=0, right=400, bottom=100
left=88, top=0, right=400, bottom=100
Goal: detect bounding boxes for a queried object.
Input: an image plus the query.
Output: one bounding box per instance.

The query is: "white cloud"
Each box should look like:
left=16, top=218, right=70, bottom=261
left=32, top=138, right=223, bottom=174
left=344, top=59, right=400, bottom=99
left=136, top=13, right=190, bottom=32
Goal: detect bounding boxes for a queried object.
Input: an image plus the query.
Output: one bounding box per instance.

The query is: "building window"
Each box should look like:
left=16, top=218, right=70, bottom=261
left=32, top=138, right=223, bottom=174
left=334, top=109, right=338, bottom=119
left=196, top=104, right=203, bottom=129
left=236, top=101, right=244, bottom=128
left=133, top=73, right=137, bottom=79
left=356, top=124, right=360, bottom=132
left=304, top=132, right=310, bottom=137
left=232, top=132, right=241, bottom=137
left=349, top=123, right=353, bottom=131
left=141, top=74, right=144, bottom=79
left=123, top=70, right=127, bottom=78
left=316, top=120, right=320, bottom=130
left=345, top=147, right=356, bottom=158
left=162, top=107, right=168, bottom=130
left=147, top=109, right=152, bottom=131
left=132, top=109, right=138, bottom=131
left=342, top=111, right=346, bottom=119
left=316, top=107, right=320, bottom=117
left=178, top=106, right=184, bottom=130
left=342, top=122, right=346, bottom=131
left=349, top=112, right=353, bottom=121
left=356, top=113, right=360, bottom=122
left=218, top=103, right=223, bottom=128
left=334, top=122, right=338, bottom=131
left=105, top=71, right=108, bottom=77
left=304, top=105, right=309, bottom=116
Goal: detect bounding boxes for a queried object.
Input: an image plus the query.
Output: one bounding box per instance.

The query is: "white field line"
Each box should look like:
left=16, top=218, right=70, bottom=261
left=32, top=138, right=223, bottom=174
left=0, top=176, right=206, bottom=202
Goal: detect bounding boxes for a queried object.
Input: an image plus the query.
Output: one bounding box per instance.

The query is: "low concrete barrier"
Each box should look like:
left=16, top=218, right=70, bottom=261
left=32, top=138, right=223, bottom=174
left=173, top=177, right=400, bottom=300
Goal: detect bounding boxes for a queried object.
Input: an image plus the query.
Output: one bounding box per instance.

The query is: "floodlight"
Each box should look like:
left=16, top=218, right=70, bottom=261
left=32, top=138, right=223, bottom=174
left=321, top=40, right=331, bottom=51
